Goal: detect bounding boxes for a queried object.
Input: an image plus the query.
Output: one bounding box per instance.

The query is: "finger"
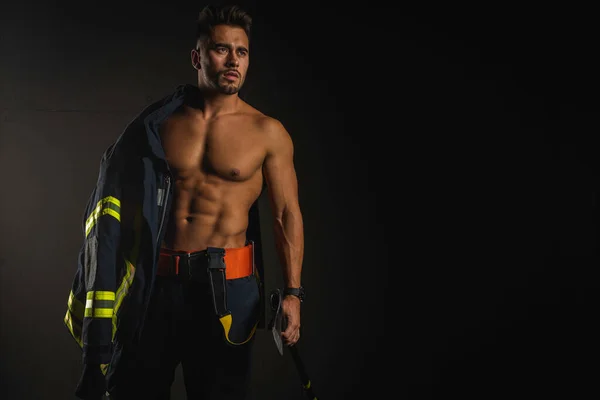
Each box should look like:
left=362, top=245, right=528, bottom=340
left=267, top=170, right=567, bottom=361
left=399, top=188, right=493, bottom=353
left=281, top=329, right=294, bottom=344
left=282, top=326, right=295, bottom=339
left=282, top=326, right=300, bottom=341
left=292, top=331, right=301, bottom=346
left=282, top=329, right=295, bottom=344
left=282, top=320, right=299, bottom=338
left=283, top=328, right=301, bottom=346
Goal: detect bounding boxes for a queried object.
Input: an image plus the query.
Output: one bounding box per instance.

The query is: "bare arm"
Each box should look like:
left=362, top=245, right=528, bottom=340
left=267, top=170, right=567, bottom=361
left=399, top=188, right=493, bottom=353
left=262, top=118, right=304, bottom=289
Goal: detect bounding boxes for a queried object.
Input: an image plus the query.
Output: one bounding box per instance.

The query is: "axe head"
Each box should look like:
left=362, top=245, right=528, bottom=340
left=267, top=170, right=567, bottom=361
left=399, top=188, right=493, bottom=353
left=268, top=288, right=284, bottom=356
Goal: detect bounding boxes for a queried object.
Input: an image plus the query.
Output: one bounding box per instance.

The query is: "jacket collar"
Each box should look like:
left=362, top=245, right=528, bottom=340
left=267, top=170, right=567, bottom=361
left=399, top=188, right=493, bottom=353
left=143, top=84, right=195, bottom=162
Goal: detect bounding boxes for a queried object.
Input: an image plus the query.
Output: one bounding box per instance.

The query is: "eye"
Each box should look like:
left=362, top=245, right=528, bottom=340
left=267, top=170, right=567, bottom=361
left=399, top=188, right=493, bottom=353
left=237, top=49, right=248, bottom=57
left=216, top=46, right=228, bottom=54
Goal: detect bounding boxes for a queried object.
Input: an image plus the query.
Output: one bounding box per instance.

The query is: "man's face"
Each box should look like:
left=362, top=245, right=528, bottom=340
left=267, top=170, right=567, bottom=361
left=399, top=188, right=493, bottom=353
left=195, top=24, right=250, bottom=95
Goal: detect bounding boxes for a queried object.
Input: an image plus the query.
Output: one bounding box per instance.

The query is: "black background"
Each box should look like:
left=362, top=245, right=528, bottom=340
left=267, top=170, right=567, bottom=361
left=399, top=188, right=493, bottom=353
left=1, top=1, right=598, bottom=399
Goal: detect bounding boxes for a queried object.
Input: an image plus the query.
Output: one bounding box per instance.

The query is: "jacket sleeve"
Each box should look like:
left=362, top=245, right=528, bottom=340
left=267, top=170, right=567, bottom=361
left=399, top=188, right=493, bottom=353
left=78, top=144, right=123, bottom=365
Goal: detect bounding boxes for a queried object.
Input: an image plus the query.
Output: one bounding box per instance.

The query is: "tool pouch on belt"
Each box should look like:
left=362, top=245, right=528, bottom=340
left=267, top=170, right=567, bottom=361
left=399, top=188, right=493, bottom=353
left=205, top=243, right=261, bottom=345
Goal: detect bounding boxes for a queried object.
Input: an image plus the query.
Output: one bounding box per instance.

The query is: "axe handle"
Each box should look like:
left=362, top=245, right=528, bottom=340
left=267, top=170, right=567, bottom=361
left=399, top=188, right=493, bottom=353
left=289, top=345, right=318, bottom=400
left=270, top=289, right=318, bottom=399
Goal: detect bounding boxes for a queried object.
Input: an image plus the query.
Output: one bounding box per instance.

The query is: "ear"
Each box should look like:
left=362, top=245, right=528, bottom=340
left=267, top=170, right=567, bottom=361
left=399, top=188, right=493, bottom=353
left=191, top=49, right=201, bottom=70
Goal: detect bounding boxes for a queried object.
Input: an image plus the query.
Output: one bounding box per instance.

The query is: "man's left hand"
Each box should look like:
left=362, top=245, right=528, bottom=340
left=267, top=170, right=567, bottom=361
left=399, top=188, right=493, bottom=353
left=281, top=295, right=301, bottom=346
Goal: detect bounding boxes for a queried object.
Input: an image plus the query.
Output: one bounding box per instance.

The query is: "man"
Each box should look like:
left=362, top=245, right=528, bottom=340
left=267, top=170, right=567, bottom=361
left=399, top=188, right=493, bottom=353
left=64, top=4, right=305, bottom=399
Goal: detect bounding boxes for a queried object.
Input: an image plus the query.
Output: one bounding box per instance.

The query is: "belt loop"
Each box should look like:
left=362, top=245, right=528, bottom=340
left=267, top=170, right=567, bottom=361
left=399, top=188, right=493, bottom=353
left=174, top=255, right=180, bottom=275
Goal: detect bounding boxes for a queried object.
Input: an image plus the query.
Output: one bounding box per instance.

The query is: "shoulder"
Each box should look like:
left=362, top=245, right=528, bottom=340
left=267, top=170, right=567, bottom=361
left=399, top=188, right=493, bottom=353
left=260, top=115, right=293, bottom=157
left=241, top=102, right=292, bottom=148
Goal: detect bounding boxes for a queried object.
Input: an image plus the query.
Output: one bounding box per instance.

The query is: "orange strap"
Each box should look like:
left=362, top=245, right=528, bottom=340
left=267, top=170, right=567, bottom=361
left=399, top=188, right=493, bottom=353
left=158, top=244, right=253, bottom=280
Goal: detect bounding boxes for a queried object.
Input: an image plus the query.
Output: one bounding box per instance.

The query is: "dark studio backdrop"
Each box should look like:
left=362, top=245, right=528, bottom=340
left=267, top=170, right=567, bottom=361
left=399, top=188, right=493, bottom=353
left=1, top=1, right=598, bottom=399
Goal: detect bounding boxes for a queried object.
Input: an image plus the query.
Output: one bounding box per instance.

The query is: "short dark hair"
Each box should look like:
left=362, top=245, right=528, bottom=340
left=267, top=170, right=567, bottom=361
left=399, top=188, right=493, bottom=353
left=196, top=4, right=252, bottom=46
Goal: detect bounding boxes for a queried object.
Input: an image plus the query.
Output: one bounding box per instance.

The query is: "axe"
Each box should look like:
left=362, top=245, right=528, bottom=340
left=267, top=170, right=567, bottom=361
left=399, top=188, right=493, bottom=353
left=268, top=288, right=319, bottom=400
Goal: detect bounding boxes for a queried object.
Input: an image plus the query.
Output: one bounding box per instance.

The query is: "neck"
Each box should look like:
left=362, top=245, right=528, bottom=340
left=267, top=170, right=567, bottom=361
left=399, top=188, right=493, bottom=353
left=189, top=84, right=241, bottom=119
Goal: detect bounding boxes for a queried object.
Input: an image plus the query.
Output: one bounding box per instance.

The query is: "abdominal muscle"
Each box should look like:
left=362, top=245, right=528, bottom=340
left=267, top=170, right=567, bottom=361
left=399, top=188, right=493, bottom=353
left=162, top=172, right=262, bottom=252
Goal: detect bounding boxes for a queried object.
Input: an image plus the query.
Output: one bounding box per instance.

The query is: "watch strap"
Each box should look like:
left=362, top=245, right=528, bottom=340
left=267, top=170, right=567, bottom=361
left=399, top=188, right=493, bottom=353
left=284, top=286, right=304, bottom=302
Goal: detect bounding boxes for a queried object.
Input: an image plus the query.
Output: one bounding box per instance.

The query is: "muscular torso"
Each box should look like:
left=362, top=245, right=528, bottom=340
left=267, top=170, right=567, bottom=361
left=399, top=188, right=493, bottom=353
left=159, top=103, right=267, bottom=251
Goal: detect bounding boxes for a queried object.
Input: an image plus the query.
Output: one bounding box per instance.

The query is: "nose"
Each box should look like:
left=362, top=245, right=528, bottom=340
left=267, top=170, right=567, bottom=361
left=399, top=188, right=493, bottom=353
left=226, top=52, right=239, bottom=67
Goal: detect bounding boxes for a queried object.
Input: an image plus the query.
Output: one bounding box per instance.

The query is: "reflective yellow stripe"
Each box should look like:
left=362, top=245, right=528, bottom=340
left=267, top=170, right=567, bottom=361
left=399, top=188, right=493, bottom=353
left=67, top=290, right=85, bottom=320
left=85, top=308, right=113, bottom=318
left=114, top=260, right=135, bottom=314
left=112, top=259, right=135, bottom=337
left=87, top=291, right=115, bottom=301
left=64, top=309, right=83, bottom=347
left=65, top=291, right=84, bottom=347
left=85, top=196, right=121, bottom=236
left=112, top=206, right=141, bottom=339
left=84, top=291, right=115, bottom=318
left=219, top=314, right=259, bottom=346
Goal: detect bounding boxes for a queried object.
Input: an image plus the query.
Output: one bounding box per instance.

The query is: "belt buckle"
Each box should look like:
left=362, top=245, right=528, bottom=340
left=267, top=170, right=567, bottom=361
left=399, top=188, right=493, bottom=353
left=205, top=247, right=226, bottom=274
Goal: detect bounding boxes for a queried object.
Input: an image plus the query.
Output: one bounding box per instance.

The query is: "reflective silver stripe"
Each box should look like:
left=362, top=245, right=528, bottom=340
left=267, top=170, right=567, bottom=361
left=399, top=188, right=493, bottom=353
left=157, top=188, right=165, bottom=206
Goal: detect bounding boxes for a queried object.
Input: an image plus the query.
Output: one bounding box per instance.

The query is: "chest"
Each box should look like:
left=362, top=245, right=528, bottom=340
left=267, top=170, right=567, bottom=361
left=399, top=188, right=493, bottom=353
left=159, top=115, right=265, bottom=181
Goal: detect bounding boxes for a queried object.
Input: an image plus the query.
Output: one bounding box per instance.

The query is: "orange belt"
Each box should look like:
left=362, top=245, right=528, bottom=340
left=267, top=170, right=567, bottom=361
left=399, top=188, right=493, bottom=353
left=157, top=243, right=253, bottom=280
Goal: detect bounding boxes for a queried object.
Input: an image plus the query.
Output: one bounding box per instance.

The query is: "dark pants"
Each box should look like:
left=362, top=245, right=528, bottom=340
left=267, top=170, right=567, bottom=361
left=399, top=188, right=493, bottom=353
left=106, top=258, right=260, bottom=400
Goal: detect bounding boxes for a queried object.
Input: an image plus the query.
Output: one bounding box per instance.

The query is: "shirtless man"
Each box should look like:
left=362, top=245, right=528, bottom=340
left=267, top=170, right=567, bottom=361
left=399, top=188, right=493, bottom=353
left=109, top=4, right=304, bottom=399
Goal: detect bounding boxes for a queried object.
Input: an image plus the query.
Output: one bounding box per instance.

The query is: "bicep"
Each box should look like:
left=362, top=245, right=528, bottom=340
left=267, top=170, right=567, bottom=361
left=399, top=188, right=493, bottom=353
left=262, top=123, right=299, bottom=217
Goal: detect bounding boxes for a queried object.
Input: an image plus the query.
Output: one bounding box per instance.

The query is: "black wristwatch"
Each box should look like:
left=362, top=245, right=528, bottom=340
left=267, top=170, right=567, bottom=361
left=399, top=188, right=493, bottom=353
left=284, top=286, right=305, bottom=302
